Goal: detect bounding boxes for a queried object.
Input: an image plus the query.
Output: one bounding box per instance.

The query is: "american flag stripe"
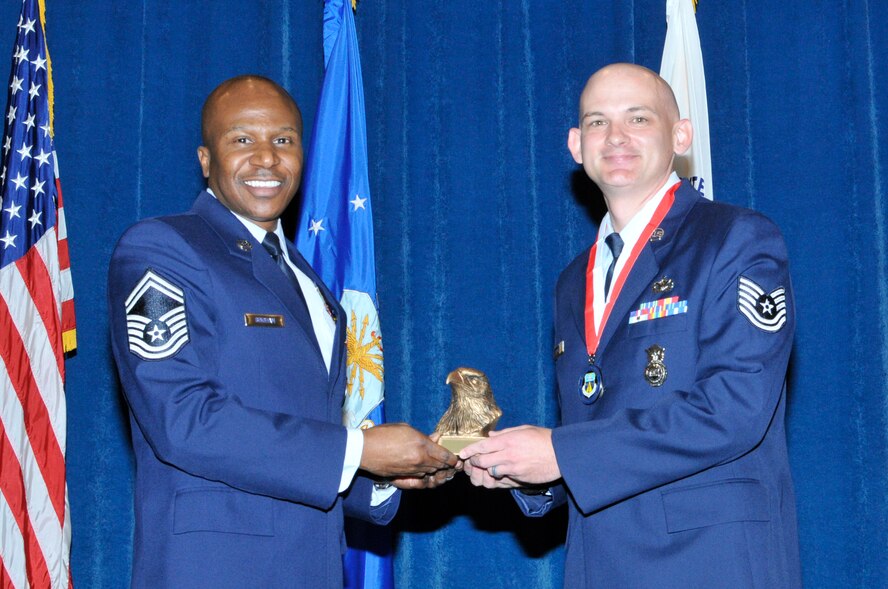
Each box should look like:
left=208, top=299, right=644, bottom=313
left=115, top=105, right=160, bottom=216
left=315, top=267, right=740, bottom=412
left=0, top=420, right=53, bottom=587
left=0, top=285, right=67, bottom=526
left=3, top=238, right=67, bottom=443
left=0, top=493, right=29, bottom=589
left=19, top=232, right=65, bottom=376
left=55, top=181, right=73, bottom=355
left=0, top=526, right=27, bottom=589
left=1, top=359, right=70, bottom=589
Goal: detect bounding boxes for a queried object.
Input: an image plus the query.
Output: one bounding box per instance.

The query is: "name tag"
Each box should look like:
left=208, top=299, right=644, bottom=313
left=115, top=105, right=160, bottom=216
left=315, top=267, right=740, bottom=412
left=244, top=313, right=285, bottom=328
left=553, top=340, right=565, bottom=360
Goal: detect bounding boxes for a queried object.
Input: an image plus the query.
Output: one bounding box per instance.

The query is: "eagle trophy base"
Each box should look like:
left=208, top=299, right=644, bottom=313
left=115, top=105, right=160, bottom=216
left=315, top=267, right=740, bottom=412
left=438, top=435, right=485, bottom=453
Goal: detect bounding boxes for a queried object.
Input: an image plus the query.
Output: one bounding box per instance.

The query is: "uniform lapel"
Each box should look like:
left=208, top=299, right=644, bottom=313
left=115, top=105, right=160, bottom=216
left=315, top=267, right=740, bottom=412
left=567, top=239, right=662, bottom=357
left=285, top=240, right=346, bottom=383
left=590, top=181, right=700, bottom=355
left=191, top=192, right=323, bottom=360
left=251, top=241, right=319, bottom=346
left=570, top=255, right=591, bottom=349
left=597, top=248, right=659, bottom=353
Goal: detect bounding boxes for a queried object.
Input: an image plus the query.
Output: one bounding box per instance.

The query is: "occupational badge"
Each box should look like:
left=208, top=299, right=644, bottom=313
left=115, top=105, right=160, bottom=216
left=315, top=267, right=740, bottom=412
left=125, top=269, right=189, bottom=360
left=737, top=276, right=786, bottom=332
left=652, top=276, right=674, bottom=294
left=649, top=228, right=665, bottom=242
left=236, top=239, right=252, bottom=252
left=644, top=345, right=667, bottom=387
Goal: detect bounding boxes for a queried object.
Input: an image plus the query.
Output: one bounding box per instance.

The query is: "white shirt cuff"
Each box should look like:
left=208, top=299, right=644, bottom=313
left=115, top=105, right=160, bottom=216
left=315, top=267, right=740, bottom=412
left=339, top=428, right=364, bottom=493
left=371, top=483, right=398, bottom=506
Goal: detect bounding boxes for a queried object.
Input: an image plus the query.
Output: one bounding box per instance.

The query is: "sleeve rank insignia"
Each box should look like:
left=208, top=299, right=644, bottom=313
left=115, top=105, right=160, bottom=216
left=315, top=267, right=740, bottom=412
left=125, top=269, right=190, bottom=360
left=737, top=276, right=787, bottom=332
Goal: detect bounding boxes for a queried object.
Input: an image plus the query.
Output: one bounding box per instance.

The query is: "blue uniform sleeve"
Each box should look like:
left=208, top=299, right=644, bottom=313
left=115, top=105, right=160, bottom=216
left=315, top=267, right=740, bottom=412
left=511, top=484, right=568, bottom=517
left=343, top=477, right=401, bottom=524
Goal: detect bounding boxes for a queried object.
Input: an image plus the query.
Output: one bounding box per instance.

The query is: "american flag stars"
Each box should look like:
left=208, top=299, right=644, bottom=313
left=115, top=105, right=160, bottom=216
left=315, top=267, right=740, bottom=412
left=18, top=16, right=35, bottom=35
left=0, top=10, right=55, bottom=259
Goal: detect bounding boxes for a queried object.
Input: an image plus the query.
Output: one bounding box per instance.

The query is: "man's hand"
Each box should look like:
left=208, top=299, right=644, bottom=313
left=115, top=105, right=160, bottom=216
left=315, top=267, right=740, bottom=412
left=389, top=466, right=460, bottom=490
left=461, top=461, right=523, bottom=489
left=361, top=423, right=458, bottom=478
left=458, top=425, right=561, bottom=488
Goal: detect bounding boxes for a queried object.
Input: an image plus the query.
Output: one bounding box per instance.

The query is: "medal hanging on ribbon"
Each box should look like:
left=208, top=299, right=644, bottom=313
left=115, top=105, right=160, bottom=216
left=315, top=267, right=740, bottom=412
left=580, top=183, right=679, bottom=404
left=580, top=362, right=604, bottom=402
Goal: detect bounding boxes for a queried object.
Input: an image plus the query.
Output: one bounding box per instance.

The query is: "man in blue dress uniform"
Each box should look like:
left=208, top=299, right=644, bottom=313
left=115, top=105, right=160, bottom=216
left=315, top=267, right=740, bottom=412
left=109, top=76, right=458, bottom=588
left=461, top=64, right=801, bottom=588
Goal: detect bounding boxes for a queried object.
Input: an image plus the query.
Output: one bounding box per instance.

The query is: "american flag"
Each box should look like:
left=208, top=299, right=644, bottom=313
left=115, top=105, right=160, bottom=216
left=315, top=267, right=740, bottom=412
left=0, top=0, right=75, bottom=587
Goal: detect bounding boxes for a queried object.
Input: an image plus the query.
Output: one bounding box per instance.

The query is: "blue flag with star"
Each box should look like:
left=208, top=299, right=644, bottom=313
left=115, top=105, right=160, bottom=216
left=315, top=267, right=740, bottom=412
left=295, top=1, right=392, bottom=587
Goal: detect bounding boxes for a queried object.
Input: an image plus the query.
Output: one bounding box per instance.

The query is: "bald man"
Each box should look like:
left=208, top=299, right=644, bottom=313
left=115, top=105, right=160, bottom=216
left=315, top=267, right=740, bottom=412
left=461, top=64, right=801, bottom=588
left=109, top=75, right=457, bottom=588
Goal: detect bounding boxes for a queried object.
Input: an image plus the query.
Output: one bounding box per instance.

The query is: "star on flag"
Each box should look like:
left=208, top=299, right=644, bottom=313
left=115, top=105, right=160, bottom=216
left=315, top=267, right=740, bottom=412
left=309, top=218, right=325, bottom=235
left=350, top=194, right=367, bottom=211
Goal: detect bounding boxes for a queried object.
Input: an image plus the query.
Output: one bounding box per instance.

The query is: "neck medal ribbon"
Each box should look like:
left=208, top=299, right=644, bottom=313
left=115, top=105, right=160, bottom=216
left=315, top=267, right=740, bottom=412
left=580, top=184, right=678, bottom=404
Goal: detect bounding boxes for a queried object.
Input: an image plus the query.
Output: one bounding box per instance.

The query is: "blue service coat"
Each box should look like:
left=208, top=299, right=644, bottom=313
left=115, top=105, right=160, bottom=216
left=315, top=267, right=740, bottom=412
left=515, top=182, right=801, bottom=588
left=109, top=192, right=398, bottom=588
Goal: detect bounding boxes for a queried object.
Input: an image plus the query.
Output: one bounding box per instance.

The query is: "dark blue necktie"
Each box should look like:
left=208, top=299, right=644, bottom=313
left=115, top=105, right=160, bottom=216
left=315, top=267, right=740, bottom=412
left=261, top=232, right=309, bottom=313
left=603, top=232, right=624, bottom=300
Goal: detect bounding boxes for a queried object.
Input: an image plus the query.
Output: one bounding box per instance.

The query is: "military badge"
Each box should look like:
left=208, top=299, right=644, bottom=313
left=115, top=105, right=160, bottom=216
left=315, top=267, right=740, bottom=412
left=125, top=269, right=189, bottom=360
left=737, top=276, right=786, bottom=332
left=644, top=345, right=667, bottom=387
left=649, top=228, right=665, bottom=242
left=652, top=276, right=674, bottom=294
left=236, top=239, right=252, bottom=252
left=579, top=364, right=604, bottom=403
left=321, top=296, right=337, bottom=322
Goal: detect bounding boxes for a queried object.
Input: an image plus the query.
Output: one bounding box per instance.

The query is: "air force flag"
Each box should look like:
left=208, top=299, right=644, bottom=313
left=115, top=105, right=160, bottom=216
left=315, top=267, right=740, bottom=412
left=294, top=2, right=392, bottom=586
left=296, top=0, right=384, bottom=430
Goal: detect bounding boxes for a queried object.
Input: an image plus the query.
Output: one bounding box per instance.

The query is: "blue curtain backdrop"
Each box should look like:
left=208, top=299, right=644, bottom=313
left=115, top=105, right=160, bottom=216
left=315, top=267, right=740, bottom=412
left=0, top=0, right=882, bottom=586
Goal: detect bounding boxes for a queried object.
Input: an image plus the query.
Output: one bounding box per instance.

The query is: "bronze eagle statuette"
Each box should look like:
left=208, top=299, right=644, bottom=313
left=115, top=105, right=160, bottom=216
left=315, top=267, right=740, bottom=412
left=434, top=367, right=502, bottom=453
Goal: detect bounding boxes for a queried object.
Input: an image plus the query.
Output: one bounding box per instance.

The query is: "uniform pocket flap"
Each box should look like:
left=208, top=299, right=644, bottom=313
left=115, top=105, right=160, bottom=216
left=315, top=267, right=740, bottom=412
left=173, top=487, right=275, bottom=536
left=661, top=478, right=769, bottom=533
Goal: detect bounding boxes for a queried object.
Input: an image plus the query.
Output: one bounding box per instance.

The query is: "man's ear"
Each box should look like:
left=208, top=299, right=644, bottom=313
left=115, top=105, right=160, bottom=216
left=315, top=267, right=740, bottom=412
left=672, top=119, right=693, bottom=156
left=567, top=127, right=583, bottom=164
left=197, top=146, right=211, bottom=178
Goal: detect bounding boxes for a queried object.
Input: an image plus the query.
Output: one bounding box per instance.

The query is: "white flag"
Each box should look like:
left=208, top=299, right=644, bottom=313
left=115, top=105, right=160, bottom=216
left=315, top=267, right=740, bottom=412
left=660, top=0, right=713, bottom=200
